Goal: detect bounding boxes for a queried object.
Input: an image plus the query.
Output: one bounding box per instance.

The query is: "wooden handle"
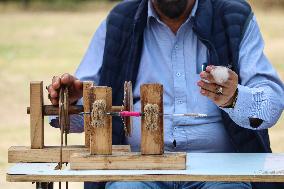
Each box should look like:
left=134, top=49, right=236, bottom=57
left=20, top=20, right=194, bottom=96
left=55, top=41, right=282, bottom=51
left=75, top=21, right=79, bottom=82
left=27, top=105, right=84, bottom=115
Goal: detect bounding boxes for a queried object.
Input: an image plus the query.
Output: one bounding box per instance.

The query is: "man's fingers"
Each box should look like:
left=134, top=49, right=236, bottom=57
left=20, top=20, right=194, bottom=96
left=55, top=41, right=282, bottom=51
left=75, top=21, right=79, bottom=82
left=74, top=79, right=83, bottom=91
left=200, top=88, right=222, bottom=103
left=50, top=98, right=59, bottom=105
left=228, top=69, right=238, bottom=81
left=200, top=71, right=216, bottom=84
left=205, top=65, right=215, bottom=73
left=48, top=73, right=82, bottom=105
left=47, top=84, right=58, bottom=98
left=61, top=73, right=76, bottom=86
left=200, top=70, right=233, bottom=88
left=197, top=81, right=230, bottom=96
left=52, top=76, right=61, bottom=90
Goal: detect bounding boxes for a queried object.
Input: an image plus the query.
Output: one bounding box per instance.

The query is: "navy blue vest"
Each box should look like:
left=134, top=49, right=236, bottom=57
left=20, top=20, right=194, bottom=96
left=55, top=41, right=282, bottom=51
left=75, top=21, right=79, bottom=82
left=86, top=1, right=284, bottom=188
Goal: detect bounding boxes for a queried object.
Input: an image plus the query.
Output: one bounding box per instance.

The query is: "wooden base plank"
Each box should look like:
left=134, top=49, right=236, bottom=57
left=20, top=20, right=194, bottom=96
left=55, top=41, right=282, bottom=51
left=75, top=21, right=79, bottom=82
left=7, top=174, right=284, bottom=183
left=70, top=152, right=186, bottom=170
left=8, top=145, right=131, bottom=163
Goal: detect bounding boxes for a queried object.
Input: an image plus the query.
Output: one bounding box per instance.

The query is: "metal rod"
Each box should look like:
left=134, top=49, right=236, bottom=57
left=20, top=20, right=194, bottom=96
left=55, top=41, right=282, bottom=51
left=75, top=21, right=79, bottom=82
left=163, top=113, right=208, bottom=117
left=81, top=111, right=207, bottom=117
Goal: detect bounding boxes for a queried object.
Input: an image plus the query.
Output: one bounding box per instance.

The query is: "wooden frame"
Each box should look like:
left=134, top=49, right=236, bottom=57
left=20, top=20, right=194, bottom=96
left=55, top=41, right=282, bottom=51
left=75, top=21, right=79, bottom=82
left=83, top=81, right=94, bottom=148
left=30, top=81, right=44, bottom=149
left=140, top=84, right=164, bottom=155
left=12, top=81, right=130, bottom=164
left=10, top=82, right=186, bottom=172
left=70, top=152, right=186, bottom=170
left=90, top=86, right=112, bottom=155
left=69, top=83, right=186, bottom=170
left=8, top=145, right=130, bottom=163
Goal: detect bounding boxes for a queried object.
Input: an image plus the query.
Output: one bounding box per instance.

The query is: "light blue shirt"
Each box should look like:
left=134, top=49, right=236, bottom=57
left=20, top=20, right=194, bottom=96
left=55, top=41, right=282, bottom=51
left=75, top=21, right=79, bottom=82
left=52, top=0, right=284, bottom=152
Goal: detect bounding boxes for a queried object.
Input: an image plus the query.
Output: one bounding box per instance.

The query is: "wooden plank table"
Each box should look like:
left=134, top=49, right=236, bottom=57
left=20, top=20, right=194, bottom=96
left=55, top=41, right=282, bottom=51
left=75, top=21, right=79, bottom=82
left=6, top=153, right=284, bottom=183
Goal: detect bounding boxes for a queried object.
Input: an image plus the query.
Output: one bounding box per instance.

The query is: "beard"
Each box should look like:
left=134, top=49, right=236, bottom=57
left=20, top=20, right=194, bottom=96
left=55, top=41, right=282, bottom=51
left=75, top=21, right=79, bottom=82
left=155, top=0, right=189, bottom=19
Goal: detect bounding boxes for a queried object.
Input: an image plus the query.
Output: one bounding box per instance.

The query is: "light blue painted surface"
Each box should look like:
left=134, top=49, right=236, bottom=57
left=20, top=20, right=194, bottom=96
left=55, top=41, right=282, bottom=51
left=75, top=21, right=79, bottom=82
left=7, top=153, right=284, bottom=177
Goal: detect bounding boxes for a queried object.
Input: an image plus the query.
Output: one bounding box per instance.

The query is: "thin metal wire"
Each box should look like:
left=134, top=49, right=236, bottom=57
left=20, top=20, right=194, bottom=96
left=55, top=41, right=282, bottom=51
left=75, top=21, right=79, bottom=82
left=56, top=86, right=70, bottom=189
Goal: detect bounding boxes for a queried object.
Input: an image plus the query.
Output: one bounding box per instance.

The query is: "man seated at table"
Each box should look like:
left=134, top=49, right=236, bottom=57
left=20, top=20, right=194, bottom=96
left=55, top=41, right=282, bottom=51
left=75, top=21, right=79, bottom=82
left=48, top=0, right=284, bottom=188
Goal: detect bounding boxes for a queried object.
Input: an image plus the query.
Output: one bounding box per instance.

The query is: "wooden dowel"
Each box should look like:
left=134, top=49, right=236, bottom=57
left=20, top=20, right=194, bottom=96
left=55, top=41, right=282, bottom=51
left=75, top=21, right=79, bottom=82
left=27, top=105, right=84, bottom=115
left=27, top=105, right=125, bottom=116
left=112, top=106, right=124, bottom=112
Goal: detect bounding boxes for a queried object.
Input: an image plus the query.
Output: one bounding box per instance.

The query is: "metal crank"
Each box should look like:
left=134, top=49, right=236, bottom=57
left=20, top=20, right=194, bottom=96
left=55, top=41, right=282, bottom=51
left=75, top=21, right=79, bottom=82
left=55, top=85, right=70, bottom=189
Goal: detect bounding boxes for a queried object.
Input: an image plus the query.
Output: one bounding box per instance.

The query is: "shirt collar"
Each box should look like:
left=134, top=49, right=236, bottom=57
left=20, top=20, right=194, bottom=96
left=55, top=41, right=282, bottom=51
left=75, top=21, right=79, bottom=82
left=147, top=0, right=199, bottom=24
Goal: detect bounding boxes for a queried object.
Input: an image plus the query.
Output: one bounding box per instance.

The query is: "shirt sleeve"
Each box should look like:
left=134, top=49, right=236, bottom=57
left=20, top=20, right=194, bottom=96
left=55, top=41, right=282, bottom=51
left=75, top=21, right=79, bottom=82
left=49, top=20, right=106, bottom=133
left=220, top=15, right=284, bottom=130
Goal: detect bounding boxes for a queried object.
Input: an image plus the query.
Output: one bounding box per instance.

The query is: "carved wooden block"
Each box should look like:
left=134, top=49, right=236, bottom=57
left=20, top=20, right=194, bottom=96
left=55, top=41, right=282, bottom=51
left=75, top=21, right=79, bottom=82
left=83, top=81, right=95, bottom=148
left=90, top=86, right=112, bottom=155
left=140, top=84, right=164, bottom=155
left=30, top=81, right=44, bottom=149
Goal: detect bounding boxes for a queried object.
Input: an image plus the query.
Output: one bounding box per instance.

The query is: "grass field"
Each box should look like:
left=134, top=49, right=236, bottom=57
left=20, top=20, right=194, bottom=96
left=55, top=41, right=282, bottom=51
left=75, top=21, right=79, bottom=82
left=0, top=2, right=283, bottom=189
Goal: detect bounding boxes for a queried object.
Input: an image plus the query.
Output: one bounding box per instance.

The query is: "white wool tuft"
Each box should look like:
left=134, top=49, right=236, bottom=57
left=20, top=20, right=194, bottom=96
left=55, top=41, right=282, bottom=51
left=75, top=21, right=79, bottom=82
left=210, top=66, right=229, bottom=84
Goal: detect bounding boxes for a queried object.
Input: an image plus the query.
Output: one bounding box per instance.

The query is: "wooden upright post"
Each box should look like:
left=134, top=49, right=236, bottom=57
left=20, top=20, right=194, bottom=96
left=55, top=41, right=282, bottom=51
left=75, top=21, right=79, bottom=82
left=83, top=81, right=94, bottom=148
left=90, top=86, right=112, bottom=155
left=140, top=84, right=164, bottom=155
left=30, top=81, right=44, bottom=149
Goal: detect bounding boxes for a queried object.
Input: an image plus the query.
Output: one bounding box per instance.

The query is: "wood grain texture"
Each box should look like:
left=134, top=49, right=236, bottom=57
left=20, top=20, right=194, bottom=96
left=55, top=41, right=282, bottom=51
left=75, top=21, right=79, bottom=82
left=111, top=106, right=124, bottom=112
left=70, top=152, right=186, bottom=170
left=140, top=84, right=164, bottom=155
left=7, top=153, right=284, bottom=183
left=90, top=86, right=112, bottom=155
left=123, top=81, right=133, bottom=137
left=7, top=174, right=284, bottom=183
left=83, top=81, right=94, bottom=148
left=27, top=105, right=127, bottom=116
left=27, top=105, right=84, bottom=115
left=30, top=81, right=44, bottom=149
left=8, top=145, right=131, bottom=163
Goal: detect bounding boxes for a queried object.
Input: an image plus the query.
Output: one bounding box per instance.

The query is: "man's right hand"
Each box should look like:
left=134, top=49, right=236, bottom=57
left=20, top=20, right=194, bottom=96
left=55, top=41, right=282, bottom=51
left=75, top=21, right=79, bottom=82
left=47, top=73, right=83, bottom=105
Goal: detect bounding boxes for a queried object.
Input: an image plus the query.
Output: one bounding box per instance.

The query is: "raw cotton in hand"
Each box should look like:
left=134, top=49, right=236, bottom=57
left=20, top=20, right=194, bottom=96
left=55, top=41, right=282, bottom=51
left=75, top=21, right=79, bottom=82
left=210, top=66, right=229, bottom=84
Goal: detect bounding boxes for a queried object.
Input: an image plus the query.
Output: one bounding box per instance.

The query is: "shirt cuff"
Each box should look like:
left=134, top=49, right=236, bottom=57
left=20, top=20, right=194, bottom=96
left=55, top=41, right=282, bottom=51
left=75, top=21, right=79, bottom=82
left=220, top=83, right=284, bottom=130
left=220, top=85, right=252, bottom=128
left=219, top=84, right=277, bottom=130
left=49, top=114, right=84, bottom=133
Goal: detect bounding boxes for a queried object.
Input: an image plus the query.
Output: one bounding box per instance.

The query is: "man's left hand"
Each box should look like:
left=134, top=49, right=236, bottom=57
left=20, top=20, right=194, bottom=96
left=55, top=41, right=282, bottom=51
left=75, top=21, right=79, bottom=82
left=197, top=66, right=238, bottom=107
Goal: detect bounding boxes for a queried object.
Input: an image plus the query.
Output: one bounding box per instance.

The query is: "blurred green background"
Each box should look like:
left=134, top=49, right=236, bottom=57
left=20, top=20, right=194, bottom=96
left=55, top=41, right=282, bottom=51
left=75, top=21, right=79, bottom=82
left=0, top=0, right=283, bottom=188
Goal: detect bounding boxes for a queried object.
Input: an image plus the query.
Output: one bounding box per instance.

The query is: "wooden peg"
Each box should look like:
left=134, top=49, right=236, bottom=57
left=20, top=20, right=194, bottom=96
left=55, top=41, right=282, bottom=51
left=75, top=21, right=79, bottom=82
left=140, top=84, right=164, bottom=155
left=30, top=81, right=44, bottom=149
left=90, top=86, right=112, bottom=155
left=83, top=81, right=94, bottom=148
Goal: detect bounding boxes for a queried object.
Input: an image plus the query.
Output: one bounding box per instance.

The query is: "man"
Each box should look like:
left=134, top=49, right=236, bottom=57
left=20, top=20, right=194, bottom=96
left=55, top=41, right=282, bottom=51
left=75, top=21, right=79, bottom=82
left=48, top=0, right=284, bottom=188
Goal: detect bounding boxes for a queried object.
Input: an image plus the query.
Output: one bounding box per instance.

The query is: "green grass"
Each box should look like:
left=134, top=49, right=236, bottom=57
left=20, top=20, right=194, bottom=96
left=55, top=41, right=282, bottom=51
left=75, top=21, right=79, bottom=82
left=0, top=2, right=283, bottom=189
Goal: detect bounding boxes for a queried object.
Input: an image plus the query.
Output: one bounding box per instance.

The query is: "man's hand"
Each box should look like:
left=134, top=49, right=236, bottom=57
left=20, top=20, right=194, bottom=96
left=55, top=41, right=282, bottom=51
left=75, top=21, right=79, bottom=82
left=197, top=66, right=238, bottom=107
left=47, top=73, right=83, bottom=105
